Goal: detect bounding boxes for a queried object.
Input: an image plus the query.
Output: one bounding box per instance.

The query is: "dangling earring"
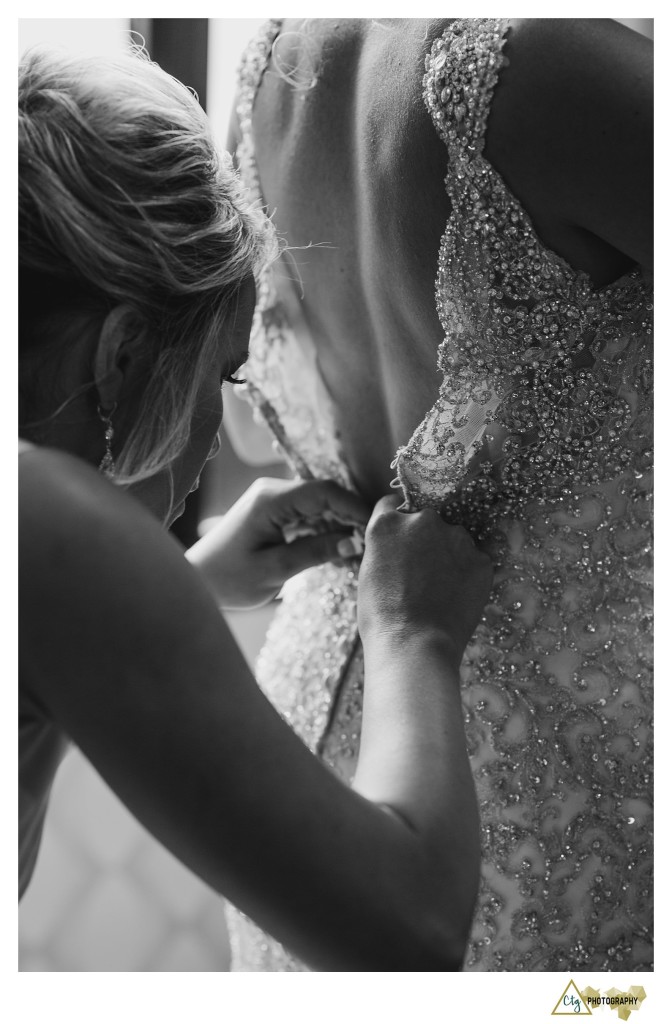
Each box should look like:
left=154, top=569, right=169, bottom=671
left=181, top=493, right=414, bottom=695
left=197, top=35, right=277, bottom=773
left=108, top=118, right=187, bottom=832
left=97, top=402, right=117, bottom=476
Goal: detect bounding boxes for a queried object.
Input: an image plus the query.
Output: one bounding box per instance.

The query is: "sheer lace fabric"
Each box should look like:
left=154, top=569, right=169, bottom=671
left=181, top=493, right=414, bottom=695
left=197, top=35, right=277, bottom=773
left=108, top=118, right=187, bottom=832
left=226, top=18, right=653, bottom=971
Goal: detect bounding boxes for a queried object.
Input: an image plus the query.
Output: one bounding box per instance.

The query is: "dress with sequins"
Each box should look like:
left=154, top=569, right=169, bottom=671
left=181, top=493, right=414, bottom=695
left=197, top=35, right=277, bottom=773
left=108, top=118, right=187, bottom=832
left=226, top=19, right=653, bottom=971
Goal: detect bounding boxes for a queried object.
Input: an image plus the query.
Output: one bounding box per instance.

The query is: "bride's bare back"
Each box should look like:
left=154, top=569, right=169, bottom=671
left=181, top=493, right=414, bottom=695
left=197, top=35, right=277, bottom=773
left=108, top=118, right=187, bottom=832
left=237, top=17, right=651, bottom=503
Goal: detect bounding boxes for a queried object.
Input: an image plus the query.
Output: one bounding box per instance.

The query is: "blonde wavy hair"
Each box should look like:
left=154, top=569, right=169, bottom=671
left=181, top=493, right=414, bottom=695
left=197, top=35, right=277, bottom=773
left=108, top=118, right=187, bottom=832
left=19, top=43, right=275, bottom=486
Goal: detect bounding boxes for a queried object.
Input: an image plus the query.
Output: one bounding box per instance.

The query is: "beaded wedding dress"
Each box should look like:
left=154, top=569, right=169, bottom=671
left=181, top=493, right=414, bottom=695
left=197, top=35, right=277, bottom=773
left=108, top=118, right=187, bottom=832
left=226, top=18, right=653, bottom=971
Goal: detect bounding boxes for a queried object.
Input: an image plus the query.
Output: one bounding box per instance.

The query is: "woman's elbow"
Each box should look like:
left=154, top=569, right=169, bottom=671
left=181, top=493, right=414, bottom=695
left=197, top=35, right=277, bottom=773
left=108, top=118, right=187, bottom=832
left=409, top=908, right=473, bottom=971
left=377, top=889, right=476, bottom=970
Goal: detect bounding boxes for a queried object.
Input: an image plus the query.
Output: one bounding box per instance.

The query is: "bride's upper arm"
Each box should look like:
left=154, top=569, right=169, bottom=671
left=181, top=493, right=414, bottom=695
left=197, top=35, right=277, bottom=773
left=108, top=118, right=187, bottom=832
left=487, top=18, right=652, bottom=271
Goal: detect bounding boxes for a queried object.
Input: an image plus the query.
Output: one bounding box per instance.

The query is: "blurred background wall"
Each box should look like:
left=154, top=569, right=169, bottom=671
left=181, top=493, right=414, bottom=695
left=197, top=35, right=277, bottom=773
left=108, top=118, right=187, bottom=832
left=18, top=15, right=653, bottom=972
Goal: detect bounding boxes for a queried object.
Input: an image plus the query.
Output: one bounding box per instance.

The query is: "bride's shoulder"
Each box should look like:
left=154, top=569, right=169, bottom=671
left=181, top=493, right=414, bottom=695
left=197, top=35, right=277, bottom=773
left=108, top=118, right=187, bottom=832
left=486, top=18, right=652, bottom=270
left=501, top=18, right=651, bottom=104
left=493, top=18, right=651, bottom=142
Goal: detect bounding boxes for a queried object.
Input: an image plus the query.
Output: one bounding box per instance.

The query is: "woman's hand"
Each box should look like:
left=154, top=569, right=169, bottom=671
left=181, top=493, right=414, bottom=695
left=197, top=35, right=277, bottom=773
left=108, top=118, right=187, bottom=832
left=357, top=496, right=493, bottom=669
left=186, top=477, right=370, bottom=609
left=22, top=449, right=474, bottom=968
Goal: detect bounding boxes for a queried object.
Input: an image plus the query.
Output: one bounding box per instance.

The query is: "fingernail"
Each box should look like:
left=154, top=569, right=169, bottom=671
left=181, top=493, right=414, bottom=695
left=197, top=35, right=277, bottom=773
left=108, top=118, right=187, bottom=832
left=337, top=538, right=357, bottom=558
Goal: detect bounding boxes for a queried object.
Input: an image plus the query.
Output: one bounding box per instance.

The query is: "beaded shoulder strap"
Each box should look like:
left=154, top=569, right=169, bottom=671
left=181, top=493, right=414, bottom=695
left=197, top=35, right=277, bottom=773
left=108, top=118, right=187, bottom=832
left=423, top=18, right=510, bottom=160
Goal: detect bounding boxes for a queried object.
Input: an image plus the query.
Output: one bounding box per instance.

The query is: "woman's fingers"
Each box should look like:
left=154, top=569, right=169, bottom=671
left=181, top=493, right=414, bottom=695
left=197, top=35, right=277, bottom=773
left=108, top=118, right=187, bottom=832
left=273, top=530, right=363, bottom=578
left=253, top=477, right=371, bottom=530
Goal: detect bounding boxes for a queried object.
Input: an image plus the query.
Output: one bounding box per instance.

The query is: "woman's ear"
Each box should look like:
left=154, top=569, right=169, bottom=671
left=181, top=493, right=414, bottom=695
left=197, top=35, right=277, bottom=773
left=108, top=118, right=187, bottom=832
left=93, top=305, right=144, bottom=411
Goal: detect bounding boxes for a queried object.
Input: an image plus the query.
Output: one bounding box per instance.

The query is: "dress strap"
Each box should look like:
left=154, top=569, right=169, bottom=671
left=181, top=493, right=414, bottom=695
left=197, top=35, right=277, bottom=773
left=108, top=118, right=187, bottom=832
left=423, top=18, right=510, bottom=160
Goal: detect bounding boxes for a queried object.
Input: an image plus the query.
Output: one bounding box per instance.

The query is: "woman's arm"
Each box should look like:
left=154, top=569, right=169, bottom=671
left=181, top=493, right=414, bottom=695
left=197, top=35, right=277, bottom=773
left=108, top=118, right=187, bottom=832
left=20, top=449, right=490, bottom=970
left=353, top=499, right=489, bottom=957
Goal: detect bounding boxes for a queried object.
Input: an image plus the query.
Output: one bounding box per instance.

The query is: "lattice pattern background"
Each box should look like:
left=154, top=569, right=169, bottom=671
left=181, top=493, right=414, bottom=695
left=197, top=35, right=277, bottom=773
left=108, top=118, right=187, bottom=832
left=19, top=605, right=276, bottom=971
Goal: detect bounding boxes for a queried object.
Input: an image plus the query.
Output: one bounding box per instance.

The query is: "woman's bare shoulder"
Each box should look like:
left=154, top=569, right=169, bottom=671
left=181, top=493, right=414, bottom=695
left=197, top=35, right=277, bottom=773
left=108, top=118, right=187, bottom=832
left=501, top=18, right=651, bottom=116
left=20, top=445, right=146, bottom=544
left=18, top=445, right=229, bottom=713
left=488, top=18, right=652, bottom=268
left=19, top=446, right=177, bottom=622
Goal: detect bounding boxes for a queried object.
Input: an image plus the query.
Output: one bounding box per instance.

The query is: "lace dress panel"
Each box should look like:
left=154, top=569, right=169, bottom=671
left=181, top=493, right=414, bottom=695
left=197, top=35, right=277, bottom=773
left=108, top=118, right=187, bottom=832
left=226, top=18, right=653, bottom=971
left=225, top=21, right=363, bottom=971
left=234, top=20, right=354, bottom=491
